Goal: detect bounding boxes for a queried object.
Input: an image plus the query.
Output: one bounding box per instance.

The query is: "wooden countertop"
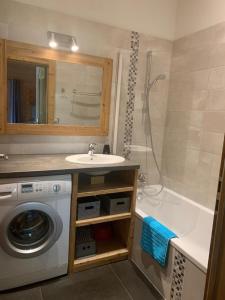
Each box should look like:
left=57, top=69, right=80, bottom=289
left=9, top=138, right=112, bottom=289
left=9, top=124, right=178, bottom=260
left=0, top=154, right=140, bottom=178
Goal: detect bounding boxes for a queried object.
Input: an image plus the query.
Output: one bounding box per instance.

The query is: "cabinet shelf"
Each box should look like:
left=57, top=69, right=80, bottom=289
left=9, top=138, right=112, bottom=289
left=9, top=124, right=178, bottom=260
left=68, top=170, right=138, bottom=274
left=75, top=212, right=132, bottom=227
left=73, top=238, right=128, bottom=271
left=77, top=183, right=134, bottom=198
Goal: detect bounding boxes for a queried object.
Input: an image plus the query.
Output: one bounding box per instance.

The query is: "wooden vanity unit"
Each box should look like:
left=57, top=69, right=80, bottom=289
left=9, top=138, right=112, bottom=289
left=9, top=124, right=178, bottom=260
left=0, top=154, right=139, bottom=274
left=68, top=169, right=138, bottom=273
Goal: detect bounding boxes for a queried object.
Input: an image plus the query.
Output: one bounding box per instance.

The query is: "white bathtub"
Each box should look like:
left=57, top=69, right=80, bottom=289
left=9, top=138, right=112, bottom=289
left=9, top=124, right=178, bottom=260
left=135, top=186, right=214, bottom=272
left=132, top=186, right=214, bottom=299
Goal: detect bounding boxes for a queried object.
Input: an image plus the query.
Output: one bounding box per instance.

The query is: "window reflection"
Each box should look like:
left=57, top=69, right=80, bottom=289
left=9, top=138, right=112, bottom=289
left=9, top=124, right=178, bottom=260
left=7, top=59, right=48, bottom=124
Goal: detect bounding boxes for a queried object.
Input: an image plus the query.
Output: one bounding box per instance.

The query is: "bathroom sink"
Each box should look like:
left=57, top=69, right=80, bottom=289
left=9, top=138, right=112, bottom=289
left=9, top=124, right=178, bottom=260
left=65, top=154, right=125, bottom=165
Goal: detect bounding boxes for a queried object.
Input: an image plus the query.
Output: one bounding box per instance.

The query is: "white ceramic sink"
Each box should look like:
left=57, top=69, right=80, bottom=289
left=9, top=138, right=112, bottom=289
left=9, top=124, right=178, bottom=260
left=65, top=154, right=125, bottom=165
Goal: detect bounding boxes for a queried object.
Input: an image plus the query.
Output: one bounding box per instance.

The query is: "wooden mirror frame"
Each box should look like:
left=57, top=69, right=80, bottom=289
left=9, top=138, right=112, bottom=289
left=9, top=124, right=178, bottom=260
left=0, top=39, right=4, bottom=134
left=1, top=39, right=112, bottom=136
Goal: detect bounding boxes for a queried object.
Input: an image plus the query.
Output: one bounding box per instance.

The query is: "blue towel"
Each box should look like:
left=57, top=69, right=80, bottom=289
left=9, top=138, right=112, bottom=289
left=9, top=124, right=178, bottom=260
left=141, top=216, right=177, bottom=267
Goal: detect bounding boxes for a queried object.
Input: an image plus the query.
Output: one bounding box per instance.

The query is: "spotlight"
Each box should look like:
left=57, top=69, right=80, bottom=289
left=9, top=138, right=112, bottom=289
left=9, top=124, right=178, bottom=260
left=47, top=32, right=79, bottom=52
left=71, top=37, right=79, bottom=52
left=49, top=32, right=58, bottom=49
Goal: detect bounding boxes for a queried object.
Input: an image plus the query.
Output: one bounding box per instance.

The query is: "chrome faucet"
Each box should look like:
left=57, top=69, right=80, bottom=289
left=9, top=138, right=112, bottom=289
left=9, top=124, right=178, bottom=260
left=138, top=173, right=147, bottom=185
left=88, top=143, right=96, bottom=160
left=0, top=154, right=9, bottom=160
left=137, top=172, right=147, bottom=202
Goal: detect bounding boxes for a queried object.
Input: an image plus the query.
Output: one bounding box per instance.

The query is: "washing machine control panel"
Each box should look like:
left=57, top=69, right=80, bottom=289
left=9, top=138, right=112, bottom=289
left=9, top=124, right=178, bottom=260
left=21, top=182, right=63, bottom=194
left=18, top=177, right=72, bottom=200
left=52, top=184, right=61, bottom=193
left=21, top=183, right=48, bottom=193
left=21, top=183, right=34, bottom=193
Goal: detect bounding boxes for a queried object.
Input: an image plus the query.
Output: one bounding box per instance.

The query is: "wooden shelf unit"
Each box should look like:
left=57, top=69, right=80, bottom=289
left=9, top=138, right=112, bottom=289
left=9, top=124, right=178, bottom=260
left=77, top=183, right=134, bottom=198
left=73, top=248, right=129, bottom=272
left=68, top=169, right=138, bottom=273
left=75, top=212, right=132, bottom=227
left=73, top=238, right=128, bottom=272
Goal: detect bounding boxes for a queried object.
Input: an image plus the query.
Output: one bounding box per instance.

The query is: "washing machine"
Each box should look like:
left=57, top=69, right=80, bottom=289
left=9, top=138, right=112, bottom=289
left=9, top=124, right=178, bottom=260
left=0, top=174, right=72, bottom=291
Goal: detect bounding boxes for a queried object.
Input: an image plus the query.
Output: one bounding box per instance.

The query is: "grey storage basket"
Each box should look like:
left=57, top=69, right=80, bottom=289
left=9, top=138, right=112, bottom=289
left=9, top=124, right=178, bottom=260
left=76, top=227, right=96, bottom=259
left=100, top=193, right=131, bottom=215
left=77, top=197, right=100, bottom=220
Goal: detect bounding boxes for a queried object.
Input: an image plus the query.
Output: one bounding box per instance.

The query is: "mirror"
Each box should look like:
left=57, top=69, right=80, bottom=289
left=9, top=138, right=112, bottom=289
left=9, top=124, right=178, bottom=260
left=7, top=60, right=103, bottom=127
left=4, top=40, right=112, bottom=136
left=55, top=62, right=103, bottom=126
left=7, top=59, right=48, bottom=124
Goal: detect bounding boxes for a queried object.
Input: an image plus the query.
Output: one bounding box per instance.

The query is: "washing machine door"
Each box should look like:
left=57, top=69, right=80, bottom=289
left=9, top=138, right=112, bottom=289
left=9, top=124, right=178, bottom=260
left=0, top=202, right=63, bottom=258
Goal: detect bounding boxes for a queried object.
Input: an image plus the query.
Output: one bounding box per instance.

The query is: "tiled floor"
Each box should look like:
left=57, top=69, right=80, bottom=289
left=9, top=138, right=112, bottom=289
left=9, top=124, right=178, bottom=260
left=0, top=260, right=162, bottom=300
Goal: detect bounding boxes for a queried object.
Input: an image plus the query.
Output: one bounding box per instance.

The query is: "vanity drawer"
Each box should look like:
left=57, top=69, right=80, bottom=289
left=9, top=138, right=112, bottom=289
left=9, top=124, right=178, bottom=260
left=77, top=197, right=100, bottom=220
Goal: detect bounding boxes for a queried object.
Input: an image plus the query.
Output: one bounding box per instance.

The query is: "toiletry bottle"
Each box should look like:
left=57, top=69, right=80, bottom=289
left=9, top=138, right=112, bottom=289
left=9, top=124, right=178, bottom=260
left=103, top=144, right=110, bottom=154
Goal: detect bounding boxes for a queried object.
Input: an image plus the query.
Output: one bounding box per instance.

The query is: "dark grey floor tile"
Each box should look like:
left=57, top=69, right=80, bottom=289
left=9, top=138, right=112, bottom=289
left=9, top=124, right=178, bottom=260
left=41, top=265, right=131, bottom=300
left=0, top=287, right=43, bottom=300
left=110, top=260, right=162, bottom=300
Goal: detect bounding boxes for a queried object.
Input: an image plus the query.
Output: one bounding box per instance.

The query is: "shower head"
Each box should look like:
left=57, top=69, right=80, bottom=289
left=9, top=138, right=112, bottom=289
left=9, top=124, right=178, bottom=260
left=157, top=74, right=166, bottom=80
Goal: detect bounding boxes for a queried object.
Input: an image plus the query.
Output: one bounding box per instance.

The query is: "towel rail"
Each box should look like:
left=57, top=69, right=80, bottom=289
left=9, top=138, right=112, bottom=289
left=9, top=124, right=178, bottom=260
left=72, top=89, right=101, bottom=97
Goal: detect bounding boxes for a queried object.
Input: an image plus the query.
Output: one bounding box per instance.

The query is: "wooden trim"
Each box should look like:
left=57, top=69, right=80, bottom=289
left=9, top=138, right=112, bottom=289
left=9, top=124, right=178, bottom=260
left=6, top=40, right=109, bottom=67
left=69, top=169, right=138, bottom=273
left=75, top=212, right=132, bottom=227
left=73, top=248, right=128, bottom=272
left=68, top=174, right=78, bottom=273
left=3, top=39, right=112, bottom=136
left=77, top=184, right=134, bottom=198
left=204, top=135, right=225, bottom=300
left=99, top=59, right=112, bottom=135
left=2, top=40, right=7, bottom=133
left=0, top=39, right=4, bottom=133
left=5, top=123, right=107, bottom=136
left=128, top=169, right=138, bottom=256
left=47, top=62, right=56, bottom=124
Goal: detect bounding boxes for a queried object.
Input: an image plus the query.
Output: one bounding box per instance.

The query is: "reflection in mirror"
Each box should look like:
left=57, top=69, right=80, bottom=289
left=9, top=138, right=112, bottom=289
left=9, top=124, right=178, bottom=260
left=7, top=59, right=104, bottom=127
left=55, top=62, right=103, bottom=126
left=7, top=59, right=48, bottom=124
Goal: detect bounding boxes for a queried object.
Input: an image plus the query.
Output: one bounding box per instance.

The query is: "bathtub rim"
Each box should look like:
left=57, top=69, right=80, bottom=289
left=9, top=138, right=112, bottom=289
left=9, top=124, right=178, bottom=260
left=135, top=187, right=214, bottom=273
left=139, top=186, right=214, bottom=216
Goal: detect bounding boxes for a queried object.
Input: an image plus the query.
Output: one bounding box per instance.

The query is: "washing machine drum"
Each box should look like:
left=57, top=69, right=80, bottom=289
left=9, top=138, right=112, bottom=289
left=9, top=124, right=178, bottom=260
left=0, top=202, right=63, bottom=258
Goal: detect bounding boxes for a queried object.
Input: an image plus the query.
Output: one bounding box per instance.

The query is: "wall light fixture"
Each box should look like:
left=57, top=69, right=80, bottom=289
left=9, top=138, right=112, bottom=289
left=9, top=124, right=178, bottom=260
left=48, top=32, right=58, bottom=49
left=47, top=31, right=79, bottom=52
left=71, top=37, right=79, bottom=52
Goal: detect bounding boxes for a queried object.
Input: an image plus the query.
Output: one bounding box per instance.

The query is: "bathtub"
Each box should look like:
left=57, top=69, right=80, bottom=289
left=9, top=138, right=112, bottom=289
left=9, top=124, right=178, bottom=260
left=132, top=186, right=214, bottom=300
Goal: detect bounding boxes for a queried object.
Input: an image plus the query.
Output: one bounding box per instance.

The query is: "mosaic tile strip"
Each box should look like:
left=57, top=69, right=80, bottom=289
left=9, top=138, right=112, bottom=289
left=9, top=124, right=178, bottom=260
left=170, top=249, right=186, bottom=300
left=123, top=31, right=140, bottom=159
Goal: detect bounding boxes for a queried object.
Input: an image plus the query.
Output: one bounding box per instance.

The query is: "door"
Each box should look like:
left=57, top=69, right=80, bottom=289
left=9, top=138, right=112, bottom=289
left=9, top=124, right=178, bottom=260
left=0, top=202, right=63, bottom=258
left=204, top=135, right=225, bottom=300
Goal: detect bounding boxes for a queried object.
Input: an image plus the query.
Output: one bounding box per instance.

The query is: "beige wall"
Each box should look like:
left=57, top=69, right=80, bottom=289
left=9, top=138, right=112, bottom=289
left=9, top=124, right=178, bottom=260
left=16, top=0, right=225, bottom=40
left=0, top=0, right=223, bottom=210
left=130, top=40, right=172, bottom=184
left=0, top=0, right=172, bottom=162
left=14, top=0, right=225, bottom=40
left=0, top=0, right=124, bottom=154
left=116, top=37, right=172, bottom=185
left=162, top=22, right=225, bottom=209
left=14, top=0, right=178, bottom=40
left=176, top=0, right=225, bottom=39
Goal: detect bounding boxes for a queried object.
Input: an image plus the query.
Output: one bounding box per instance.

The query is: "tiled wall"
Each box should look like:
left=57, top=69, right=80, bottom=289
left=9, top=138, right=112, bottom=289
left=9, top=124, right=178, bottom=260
left=0, top=0, right=131, bottom=154
left=133, top=35, right=172, bottom=183
left=115, top=33, right=172, bottom=185
left=162, top=23, right=225, bottom=209
left=0, top=0, right=172, bottom=189
left=1, top=0, right=223, bottom=210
